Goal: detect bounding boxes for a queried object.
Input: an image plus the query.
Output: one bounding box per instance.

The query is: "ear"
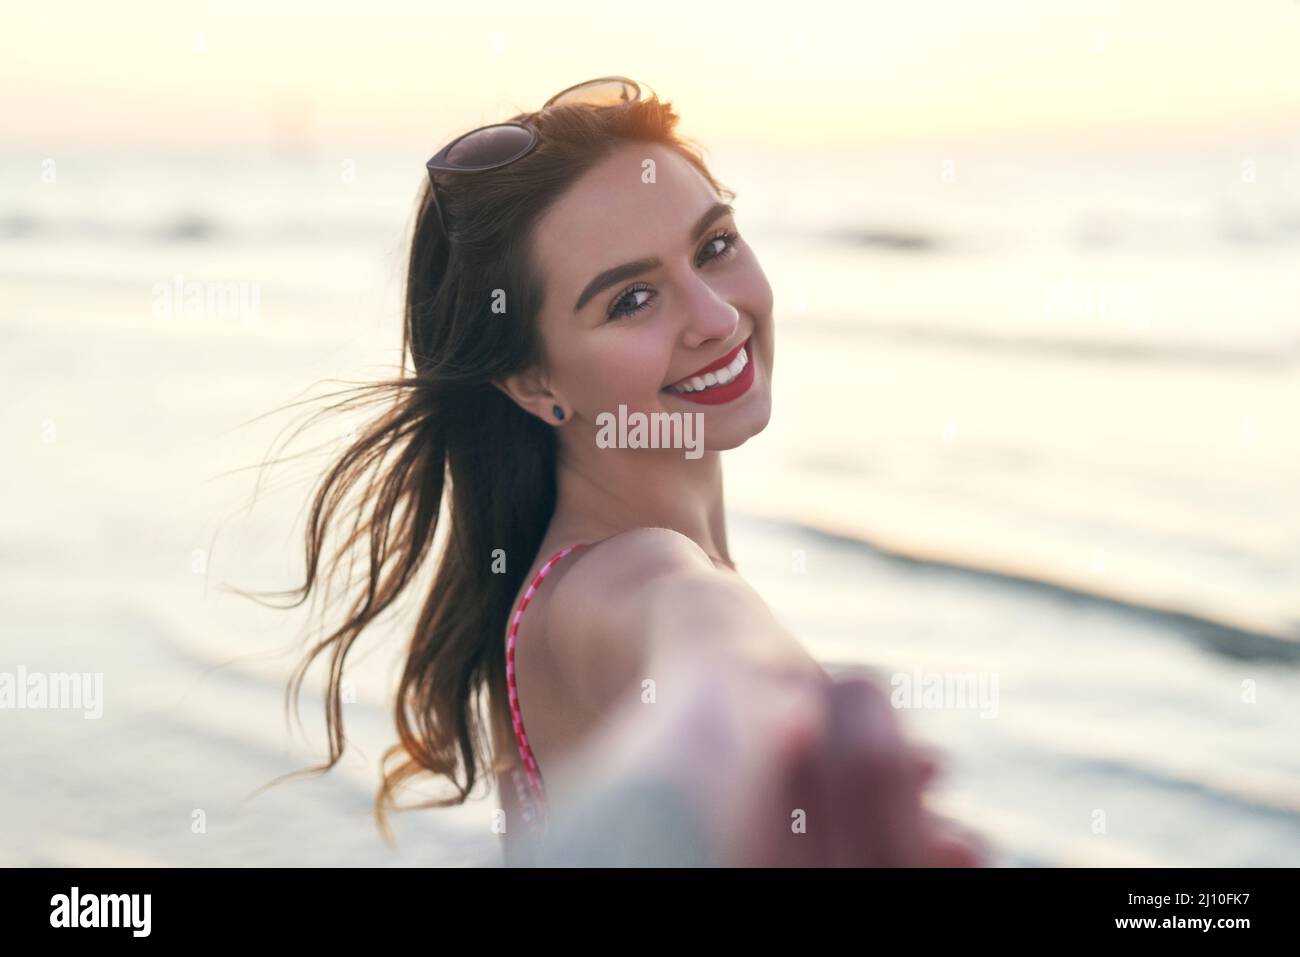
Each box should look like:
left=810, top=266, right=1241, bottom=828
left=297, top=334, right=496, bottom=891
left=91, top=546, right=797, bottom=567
left=492, top=366, right=564, bottom=425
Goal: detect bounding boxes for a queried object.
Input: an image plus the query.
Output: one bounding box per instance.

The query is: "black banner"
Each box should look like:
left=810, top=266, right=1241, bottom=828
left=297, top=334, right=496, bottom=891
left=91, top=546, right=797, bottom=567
left=0, top=866, right=1289, bottom=942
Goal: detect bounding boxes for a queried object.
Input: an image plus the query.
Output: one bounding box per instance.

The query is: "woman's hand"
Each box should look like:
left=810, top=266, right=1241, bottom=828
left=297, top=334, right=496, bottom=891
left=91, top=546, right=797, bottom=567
left=539, top=656, right=989, bottom=867
left=636, top=655, right=991, bottom=867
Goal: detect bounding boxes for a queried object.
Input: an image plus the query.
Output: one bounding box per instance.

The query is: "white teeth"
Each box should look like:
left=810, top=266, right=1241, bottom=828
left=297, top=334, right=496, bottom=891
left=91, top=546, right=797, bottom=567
left=667, top=345, right=750, bottom=393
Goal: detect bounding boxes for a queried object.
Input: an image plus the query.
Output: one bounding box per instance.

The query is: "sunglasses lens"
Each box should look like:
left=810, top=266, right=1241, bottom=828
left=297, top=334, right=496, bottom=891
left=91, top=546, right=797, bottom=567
left=430, top=79, right=642, bottom=179
left=548, top=78, right=639, bottom=109
left=443, top=123, right=536, bottom=169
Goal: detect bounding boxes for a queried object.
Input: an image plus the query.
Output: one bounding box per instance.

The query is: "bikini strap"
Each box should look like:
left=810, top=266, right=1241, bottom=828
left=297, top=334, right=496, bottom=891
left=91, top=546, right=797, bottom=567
left=505, top=542, right=590, bottom=831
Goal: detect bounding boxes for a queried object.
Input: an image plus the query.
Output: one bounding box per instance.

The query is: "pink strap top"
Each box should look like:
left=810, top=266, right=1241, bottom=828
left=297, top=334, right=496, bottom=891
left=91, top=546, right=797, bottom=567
left=505, top=542, right=590, bottom=837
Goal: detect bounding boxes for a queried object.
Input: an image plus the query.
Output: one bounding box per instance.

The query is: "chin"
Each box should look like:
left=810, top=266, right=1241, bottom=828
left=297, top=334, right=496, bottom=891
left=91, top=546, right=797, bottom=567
left=700, top=390, right=772, bottom=451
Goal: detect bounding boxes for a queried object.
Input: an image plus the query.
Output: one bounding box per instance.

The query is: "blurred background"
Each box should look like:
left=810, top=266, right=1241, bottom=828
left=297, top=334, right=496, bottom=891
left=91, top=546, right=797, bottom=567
left=2, top=1, right=1297, bottom=866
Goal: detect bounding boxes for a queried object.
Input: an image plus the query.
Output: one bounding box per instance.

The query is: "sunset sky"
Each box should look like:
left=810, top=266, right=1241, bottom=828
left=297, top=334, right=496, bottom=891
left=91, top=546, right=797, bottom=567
left=4, top=1, right=1298, bottom=151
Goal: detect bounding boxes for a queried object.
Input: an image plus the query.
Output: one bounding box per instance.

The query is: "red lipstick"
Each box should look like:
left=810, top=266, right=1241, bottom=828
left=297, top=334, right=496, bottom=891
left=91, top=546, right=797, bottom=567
left=662, top=337, right=756, bottom=406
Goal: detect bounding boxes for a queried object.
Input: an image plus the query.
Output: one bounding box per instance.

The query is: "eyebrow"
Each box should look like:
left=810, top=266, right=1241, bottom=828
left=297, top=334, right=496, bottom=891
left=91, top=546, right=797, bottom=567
left=572, top=201, right=735, bottom=314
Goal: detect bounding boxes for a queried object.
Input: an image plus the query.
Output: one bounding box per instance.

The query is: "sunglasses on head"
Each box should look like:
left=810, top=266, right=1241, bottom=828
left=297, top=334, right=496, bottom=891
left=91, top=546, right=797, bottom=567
left=424, top=75, right=646, bottom=237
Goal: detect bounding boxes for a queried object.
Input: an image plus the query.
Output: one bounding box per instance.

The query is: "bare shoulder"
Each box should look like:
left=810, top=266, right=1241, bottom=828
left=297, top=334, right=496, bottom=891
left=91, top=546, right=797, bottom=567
left=562, top=527, right=714, bottom=589
left=546, top=526, right=718, bottom=639
left=540, top=527, right=724, bottom=712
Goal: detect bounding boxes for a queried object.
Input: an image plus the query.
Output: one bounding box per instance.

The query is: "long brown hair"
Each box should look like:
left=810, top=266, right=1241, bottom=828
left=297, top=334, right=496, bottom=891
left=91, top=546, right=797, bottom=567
left=251, top=90, right=734, bottom=843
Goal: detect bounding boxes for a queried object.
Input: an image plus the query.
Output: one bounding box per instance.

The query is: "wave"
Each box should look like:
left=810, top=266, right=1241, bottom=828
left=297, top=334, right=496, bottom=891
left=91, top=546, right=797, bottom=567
left=820, top=209, right=1300, bottom=254
left=825, top=226, right=941, bottom=252
left=748, top=513, right=1300, bottom=661
left=0, top=212, right=393, bottom=245
left=786, top=316, right=1299, bottom=370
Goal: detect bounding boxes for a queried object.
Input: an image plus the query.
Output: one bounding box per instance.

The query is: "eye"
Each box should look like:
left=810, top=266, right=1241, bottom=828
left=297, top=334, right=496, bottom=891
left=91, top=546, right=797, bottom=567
left=603, top=228, right=743, bottom=322
left=606, top=283, right=655, bottom=321
left=694, top=228, right=741, bottom=267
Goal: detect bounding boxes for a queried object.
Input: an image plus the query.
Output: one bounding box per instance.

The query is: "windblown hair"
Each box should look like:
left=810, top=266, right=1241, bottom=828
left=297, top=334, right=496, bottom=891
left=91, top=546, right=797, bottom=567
left=253, top=90, right=734, bottom=841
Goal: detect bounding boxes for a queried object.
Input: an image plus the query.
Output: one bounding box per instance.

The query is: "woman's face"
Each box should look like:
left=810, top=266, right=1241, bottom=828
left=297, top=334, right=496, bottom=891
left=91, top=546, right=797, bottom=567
left=522, top=141, right=775, bottom=452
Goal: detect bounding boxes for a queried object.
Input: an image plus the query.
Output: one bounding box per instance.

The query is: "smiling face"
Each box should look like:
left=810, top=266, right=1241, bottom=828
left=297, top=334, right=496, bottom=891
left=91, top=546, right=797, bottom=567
left=510, top=141, right=775, bottom=452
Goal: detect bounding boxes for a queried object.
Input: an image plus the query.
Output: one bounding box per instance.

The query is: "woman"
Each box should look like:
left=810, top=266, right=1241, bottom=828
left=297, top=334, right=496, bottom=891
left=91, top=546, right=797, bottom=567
left=277, top=77, right=983, bottom=867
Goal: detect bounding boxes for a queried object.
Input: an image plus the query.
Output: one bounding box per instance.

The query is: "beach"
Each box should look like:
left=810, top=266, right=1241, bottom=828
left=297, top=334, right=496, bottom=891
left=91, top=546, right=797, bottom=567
left=2, top=140, right=1297, bottom=866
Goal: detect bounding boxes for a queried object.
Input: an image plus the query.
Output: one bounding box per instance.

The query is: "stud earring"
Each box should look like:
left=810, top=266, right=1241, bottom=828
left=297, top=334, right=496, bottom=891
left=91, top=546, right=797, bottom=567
left=552, top=405, right=565, bottom=422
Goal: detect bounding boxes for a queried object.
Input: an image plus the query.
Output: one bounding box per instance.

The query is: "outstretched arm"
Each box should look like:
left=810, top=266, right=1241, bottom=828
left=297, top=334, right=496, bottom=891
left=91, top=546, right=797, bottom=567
left=529, top=528, right=988, bottom=867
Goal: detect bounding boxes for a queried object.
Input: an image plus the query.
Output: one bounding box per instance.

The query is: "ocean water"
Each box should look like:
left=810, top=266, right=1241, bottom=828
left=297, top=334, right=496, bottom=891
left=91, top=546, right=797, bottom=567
left=1, top=140, right=1296, bottom=865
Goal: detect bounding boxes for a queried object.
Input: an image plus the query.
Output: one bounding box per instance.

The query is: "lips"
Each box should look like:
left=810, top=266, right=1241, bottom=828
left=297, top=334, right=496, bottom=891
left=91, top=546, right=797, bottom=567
left=662, top=337, right=756, bottom=406
left=668, top=338, right=748, bottom=387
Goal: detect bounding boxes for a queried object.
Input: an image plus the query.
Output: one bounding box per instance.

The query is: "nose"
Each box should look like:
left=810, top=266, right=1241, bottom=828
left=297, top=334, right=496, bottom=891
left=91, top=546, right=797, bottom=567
left=678, top=272, right=740, bottom=350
